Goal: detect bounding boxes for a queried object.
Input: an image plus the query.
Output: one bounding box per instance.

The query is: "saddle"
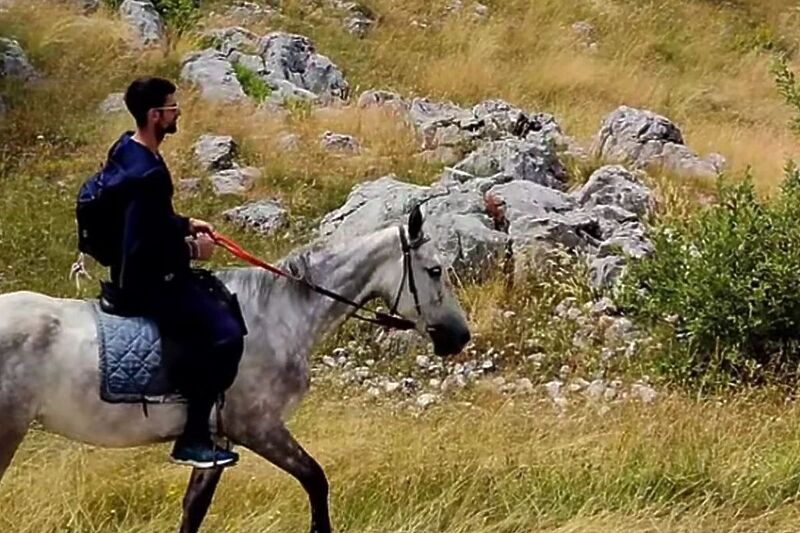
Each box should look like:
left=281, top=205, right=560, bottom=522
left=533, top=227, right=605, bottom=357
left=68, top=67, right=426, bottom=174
left=92, top=270, right=246, bottom=406
left=92, top=286, right=187, bottom=405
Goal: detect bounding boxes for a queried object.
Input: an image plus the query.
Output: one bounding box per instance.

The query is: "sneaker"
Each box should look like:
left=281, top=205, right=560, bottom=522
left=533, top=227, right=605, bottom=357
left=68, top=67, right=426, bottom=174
left=170, top=442, right=239, bottom=469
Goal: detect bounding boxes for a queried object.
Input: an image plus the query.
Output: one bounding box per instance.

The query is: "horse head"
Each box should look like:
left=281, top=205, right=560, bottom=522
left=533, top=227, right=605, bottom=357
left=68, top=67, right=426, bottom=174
left=384, top=205, right=471, bottom=357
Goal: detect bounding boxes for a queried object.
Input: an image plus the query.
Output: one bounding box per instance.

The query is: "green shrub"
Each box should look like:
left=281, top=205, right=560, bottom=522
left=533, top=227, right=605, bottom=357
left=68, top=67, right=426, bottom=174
left=617, top=162, right=800, bottom=384
left=771, top=53, right=800, bottom=134
left=233, top=63, right=271, bottom=103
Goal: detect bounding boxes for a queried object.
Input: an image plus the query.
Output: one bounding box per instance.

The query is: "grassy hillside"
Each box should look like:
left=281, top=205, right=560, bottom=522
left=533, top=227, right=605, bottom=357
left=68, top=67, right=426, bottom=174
left=4, top=1, right=800, bottom=531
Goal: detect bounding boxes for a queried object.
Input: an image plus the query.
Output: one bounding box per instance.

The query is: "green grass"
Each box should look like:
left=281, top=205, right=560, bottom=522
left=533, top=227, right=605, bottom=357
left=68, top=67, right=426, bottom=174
left=233, top=63, right=271, bottom=103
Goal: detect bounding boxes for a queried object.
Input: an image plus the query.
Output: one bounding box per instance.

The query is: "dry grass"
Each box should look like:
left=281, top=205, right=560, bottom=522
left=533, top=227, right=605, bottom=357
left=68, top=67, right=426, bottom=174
left=4, top=390, right=800, bottom=532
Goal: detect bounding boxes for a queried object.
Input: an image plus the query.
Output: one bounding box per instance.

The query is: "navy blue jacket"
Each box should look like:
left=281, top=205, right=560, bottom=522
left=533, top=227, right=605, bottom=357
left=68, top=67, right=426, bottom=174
left=106, top=132, right=192, bottom=304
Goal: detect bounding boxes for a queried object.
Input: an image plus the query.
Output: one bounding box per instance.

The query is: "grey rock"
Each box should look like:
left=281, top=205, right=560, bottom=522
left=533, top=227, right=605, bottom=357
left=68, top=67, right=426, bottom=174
left=181, top=49, right=247, bottom=103
left=322, top=355, right=337, bottom=367
left=593, top=106, right=723, bottom=179
left=586, top=379, right=606, bottom=400
left=441, top=374, right=467, bottom=392
left=572, top=21, right=597, bottom=48
left=320, top=131, right=360, bottom=153
left=226, top=1, right=277, bottom=23
left=318, top=175, right=510, bottom=275
left=515, top=378, right=534, bottom=394
left=544, top=380, right=563, bottom=399
left=448, top=137, right=568, bottom=190
left=194, top=134, right=238, bottom=171
left=119, top=0, right=165, bottom=47
left=589, top=255, right=626, bottom=291
left=205, top=26, right=259, bottom=56
left=416, top=355, right=431, bottom=369
left=99, top=92, right=126, bottom=114
left=0, top=38, right=37, bottom=82
left=632, top=383, right=657, bottom=405
left=576, top=165, right=652, bottom=216
left=176, top=178, right=201, bottom=195
left=384, top=381, right=401, bottom=393
left=277, top=133, right=301, bottom=151
left=210, top=166, right=260, bottom=195
left=257, top=32, right=349, bottom=103
left=222, top=199, right=288, bottom=236
left=416, top=393, right=439, bottom=409
left=357, top=89, right=408, bottom=112
left=80, top=0, right=101, bottom=14
left=598, top=222, right=653, bottom=259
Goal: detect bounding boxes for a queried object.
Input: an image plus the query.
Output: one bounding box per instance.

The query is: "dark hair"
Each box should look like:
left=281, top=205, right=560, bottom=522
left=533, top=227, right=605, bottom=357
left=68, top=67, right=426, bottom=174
left=124, top=77, right=177, bottom=128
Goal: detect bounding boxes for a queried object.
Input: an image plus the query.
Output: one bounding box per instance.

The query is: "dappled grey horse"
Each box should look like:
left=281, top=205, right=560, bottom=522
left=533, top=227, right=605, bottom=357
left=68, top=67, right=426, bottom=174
left=0, top=207, right=471, bottom=533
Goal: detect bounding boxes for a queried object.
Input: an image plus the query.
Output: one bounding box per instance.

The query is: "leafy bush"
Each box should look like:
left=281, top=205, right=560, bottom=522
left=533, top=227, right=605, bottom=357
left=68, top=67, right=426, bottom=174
left=233, top=63, right=271, bottom=103
left=617, top=162, right=800, bottom=384
left=771, top=53, right=800, bottom=134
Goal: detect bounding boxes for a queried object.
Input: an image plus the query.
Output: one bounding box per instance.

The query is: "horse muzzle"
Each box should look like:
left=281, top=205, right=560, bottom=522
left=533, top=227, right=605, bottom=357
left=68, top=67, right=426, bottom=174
left=427, top=321, right=471, bottom=357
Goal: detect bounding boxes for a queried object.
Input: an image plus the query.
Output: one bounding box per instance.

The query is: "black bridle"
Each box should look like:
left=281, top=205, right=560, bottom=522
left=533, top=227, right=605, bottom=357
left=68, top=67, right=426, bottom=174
left=213, top=227, right=423, bottom=331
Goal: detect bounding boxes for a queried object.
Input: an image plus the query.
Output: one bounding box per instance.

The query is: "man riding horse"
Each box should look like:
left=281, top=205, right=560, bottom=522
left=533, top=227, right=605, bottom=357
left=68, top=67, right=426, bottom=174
left=89, top=77, right=246, bottom=469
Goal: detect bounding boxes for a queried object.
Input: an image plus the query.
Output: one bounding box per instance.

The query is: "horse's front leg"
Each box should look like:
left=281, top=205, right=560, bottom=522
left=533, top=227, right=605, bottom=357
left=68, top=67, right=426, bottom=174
left=178, top=466, right=224, bottom=533
left=240, top=423, right=331, bottom=533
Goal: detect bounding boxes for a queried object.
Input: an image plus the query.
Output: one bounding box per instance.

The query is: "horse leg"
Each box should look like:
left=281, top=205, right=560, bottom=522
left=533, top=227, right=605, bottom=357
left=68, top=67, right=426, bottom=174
left=242, top=424, right=331, bottom=533
left=0, top=416, right=28, bottom=483
left=178, top=467, right=224, bottom=533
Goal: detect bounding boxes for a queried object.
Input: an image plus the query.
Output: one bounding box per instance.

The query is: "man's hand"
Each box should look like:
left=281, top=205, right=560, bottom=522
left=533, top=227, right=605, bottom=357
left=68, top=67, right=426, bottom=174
left=189, top=218, right=215, bottom=236
left=187, top=233, right=216, bottom=261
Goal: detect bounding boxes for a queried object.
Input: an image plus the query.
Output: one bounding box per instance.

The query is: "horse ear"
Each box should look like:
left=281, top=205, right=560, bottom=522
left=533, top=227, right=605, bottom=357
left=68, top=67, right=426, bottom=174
left=408, top=204, right=424, bottom=242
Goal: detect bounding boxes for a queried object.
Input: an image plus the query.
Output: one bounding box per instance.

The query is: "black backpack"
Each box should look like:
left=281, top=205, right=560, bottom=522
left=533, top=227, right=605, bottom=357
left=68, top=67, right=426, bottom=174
left=75, top=138, right=129, bottom=267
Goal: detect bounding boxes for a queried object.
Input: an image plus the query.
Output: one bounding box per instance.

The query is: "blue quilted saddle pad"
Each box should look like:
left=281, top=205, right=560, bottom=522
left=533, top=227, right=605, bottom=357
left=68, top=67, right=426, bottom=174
left=91, top=302, right=185, bottom=404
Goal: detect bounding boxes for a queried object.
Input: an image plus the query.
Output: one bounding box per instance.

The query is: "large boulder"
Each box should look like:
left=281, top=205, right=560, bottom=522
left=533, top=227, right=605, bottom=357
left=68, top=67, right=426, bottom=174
left=319, top=175, right=509, bottom=274
left=445, top=136, right=568, bottom=190
left=257, top=32, right=349, bottom=103
left=119, top=0, right=165, bottom=47
left=592, top=106, right=725, bottom=179
left=181, top=50, right=248, bottom=103
left=0, top=38, right=38, bottom=82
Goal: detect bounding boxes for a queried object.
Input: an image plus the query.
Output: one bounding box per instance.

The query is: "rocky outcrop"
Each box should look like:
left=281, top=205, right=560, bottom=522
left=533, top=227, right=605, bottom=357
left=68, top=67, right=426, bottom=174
left=119, top=0, right=165, bottom=47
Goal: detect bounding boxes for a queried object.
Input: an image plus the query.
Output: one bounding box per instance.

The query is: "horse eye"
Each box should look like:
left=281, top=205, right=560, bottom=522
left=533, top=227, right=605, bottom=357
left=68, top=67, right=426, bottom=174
left=426, top=266, right=442, bottom=278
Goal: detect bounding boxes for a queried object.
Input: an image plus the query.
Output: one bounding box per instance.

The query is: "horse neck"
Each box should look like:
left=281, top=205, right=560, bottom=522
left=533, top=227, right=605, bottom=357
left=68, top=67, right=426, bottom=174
left=222, top=227, right=401, bottom=353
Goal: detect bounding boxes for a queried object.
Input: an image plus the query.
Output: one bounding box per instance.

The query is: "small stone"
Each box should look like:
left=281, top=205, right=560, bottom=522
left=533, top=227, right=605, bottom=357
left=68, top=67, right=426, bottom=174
left=277, top=133, right=301, bottom=151
left=384, top=381, right=401, bottom=393
left=337, top=356, right=348, bottom=367
left=210, top=166, right=260, bottom=195
left=586, top=379, right=606, bottom=400
left=559, top=365, right=571, bottom=379
left=591, top=297, right=617, bottom=316
left=322, top=356, right=337, bottom=368
left=481, top=359, right=495, bottom=372
left=333, top=347, right=347, bottom=357
left=222, top=199, right=288, bottom=236
left=355, top=367, right=371, bottom=381
left=416, top=393, right=439, bottom=409
left=429, top=378, right=442, bottom=389
left=416, top=355, right=431, bottom=369
left=632, top=383, right=657, bottom=405
left=527, top=353, right=546, bottom=364
left=99, top=92, right=126, bottom=114
left=553, top=396, right=568, bottom=409
left=365, top=359, right=375, bottom=367
left=515, top=378, right=534, bottom=394
left=544, top=380, right=562, bottom=399
left=603, top=386, right=618, bottom=401
left=401, top=377, right=418, bottom=392
left=176, top=178, right=201, bottom=195
left=367, top=386, right=381, bottom=398
left=320, top=131, right=360, bottom=153
left=194, top=134, right=238, bottom=172
left=441, top=374, right=467, bottom=392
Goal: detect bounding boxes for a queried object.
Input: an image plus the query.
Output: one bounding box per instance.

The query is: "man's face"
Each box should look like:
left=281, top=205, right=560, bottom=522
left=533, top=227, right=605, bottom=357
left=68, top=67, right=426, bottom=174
left=151, top=93, right=180, bottom=138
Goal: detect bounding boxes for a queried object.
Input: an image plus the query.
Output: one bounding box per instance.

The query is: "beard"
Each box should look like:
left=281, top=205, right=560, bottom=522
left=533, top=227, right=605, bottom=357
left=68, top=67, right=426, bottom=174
left=156, top=120, right=178, bottom=141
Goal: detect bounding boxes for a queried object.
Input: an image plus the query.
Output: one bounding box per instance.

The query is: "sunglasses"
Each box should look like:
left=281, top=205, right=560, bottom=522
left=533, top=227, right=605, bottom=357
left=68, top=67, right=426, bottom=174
left=153, top=104, right=180, bottom=112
